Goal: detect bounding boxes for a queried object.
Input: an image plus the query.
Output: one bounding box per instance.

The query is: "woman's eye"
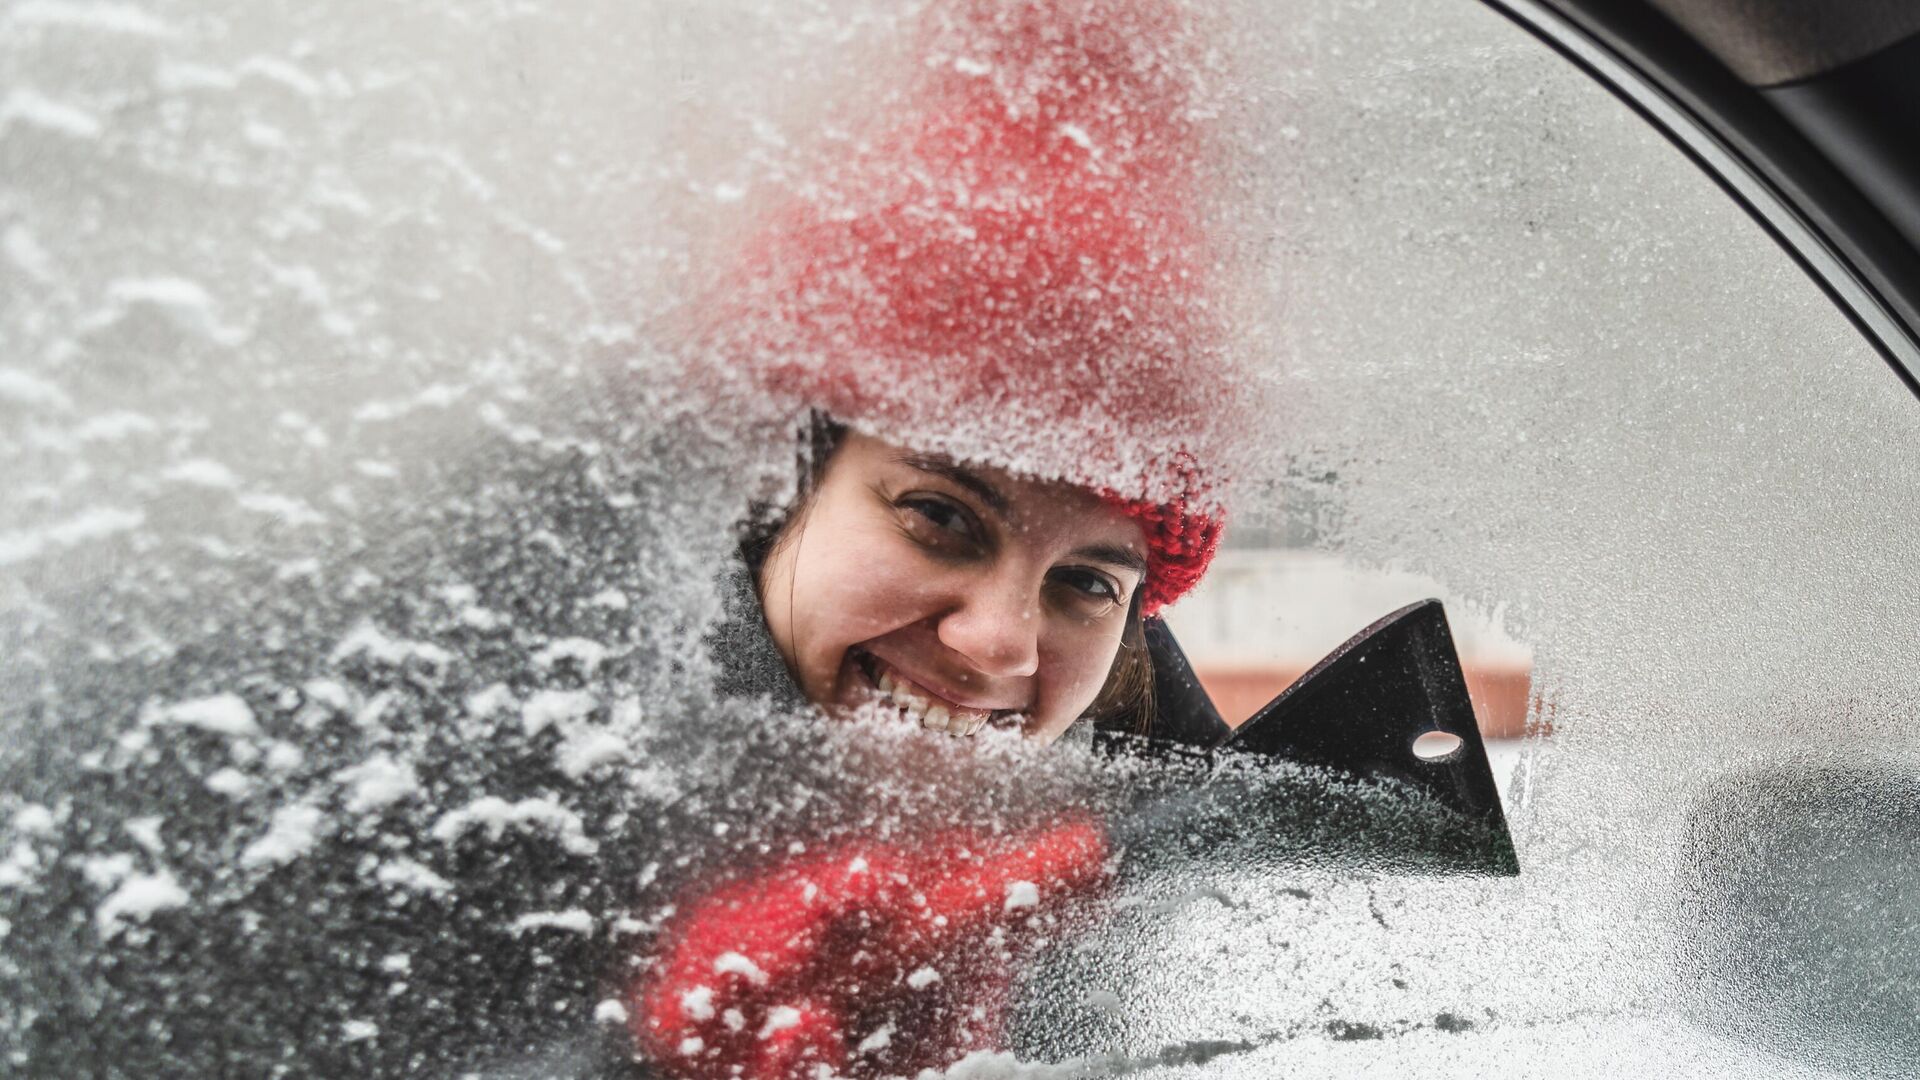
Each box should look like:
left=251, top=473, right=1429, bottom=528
left=899, top=494, right=982, bottom=546
left=1049, top=567, right=1124, bottom=609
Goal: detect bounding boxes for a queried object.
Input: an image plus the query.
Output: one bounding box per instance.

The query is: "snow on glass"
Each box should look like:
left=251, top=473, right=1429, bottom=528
left=3, top=0, right=1919, bottom=1077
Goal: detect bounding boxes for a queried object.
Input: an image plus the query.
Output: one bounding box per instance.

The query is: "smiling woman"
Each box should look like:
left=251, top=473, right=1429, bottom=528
left=683, top=0, right=1253, bottom=749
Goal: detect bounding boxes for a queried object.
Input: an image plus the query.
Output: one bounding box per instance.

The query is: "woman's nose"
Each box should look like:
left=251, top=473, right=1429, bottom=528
left=936, top=577, right=1041, bottom=680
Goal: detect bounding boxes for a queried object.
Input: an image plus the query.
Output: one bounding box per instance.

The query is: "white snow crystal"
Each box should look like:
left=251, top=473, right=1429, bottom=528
left=264, top=741, right=304, bottom=771
left=1003, top=881, right=1040, bottom=911
left=0, top=506, right=144, bottom=566
left=431, top=796, right=598, bottom=855
left=95, top=871, right=188, bottom=937
left=679, top=986, right=715, bottom=1021
left=242, top=120, right=287, bottom=149
left=520, top=689, right=595, bottom=736
left=156, top=693, right=259, bottom=738
left=713, top=952, right=768, bottom=985
left=587, top=589, right=629, bottom=610
left=855, top=1025, right=894, bottom=1054
left=102, top=277, right=247, bottom=346
left=80, top=852, right=135, bottom=890
left=340, top=1019, right=378, bottom=1043
left=555, top=728, right=630, bottom=779
left=123, top=816, right=164, bottom=855
left=593, top=999, right=629, bottom=1025
left=531, top=637, right=611, bottom=673
left=3, top=224, right=53, bottom=283
left=465, top=683, right=516, bottom=717
left=509, top=909, right=595, bottom=935
left=380, top=953, right=412, bottom=974
left=238, top=55, right=323, bottom=97
left=330, top=621, right=453, bottom=669
left=352, top=381, right=466, bottom=422
left=0, top=366, right=68, bottom=409
left=334, top=755, right=421, bottom=814
left=74, top=411, right=157, bottom=442
left=301, top=678, right=352, bottom=711
left=0, top=842, right=42, bottom=890
left=205, top=767, right=253, bottom=798
left=160, top=459, right=239, bottom=489
left=1056, top=122, right=1097, bottom=154
left=0, top=89, right=102, bottom=139
left=758, top=1006, right=801, bottom=1039
left=455, top=602, right=501, bottom=630
left=373, top=857, right=452, bottom=897
left=906, top=966, right=941, bottom=990
left=12, top=804, right=56, bottom=837
left=236, top=491, right=325, bottom=527
left=240, top=802, right=326, bottom=869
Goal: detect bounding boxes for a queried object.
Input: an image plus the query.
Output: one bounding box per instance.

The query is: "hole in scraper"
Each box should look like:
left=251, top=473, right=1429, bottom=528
left=1411, top=730, right=1464, bottom=763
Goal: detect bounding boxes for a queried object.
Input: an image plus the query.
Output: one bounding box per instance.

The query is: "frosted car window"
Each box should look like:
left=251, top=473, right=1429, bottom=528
left=4, top=1, right=1917, bottom=1079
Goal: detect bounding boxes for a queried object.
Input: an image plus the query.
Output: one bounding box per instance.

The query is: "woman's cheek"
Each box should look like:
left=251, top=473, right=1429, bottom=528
left=1041, top=623, right=1125, bottom=728
left=819, top=539, right=947, bottom=642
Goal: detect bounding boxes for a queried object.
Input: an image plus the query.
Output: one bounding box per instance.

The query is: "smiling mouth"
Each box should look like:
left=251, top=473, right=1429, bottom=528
left=849, top=649, right=1024, bottom=738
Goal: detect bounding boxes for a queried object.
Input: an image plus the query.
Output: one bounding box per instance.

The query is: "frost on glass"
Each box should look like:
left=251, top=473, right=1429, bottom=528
left=3, top=0, right=1918, bottom=1078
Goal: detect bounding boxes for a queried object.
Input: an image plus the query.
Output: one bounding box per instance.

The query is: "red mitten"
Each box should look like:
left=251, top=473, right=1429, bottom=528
left=632, top=816, right=1108, bottom=1079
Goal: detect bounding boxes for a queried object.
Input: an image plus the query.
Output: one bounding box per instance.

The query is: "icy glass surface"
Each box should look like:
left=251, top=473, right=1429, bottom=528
left=3, top=0, right=1917, bottom=1077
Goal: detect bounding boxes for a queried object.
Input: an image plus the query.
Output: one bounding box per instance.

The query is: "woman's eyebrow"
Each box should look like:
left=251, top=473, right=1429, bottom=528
left=897, top=454, right=1012, bottom=517
left=1072, top=542, right=1148, bottom=576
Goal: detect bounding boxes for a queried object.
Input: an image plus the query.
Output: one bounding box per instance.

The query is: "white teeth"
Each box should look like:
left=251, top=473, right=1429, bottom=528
left=873, top=660, right=993, bottom=738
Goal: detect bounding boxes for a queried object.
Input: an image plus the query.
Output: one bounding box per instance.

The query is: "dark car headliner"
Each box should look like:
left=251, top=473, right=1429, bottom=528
left=1648, top=0, right=1920, bottom=85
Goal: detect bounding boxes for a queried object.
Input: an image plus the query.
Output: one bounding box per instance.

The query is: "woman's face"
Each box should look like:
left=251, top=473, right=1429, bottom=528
left=758, top=432, right=1149, bottom=744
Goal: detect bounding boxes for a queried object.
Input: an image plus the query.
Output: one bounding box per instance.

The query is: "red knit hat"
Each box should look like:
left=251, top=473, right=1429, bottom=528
left=691, top=0, right=1246, bottom=615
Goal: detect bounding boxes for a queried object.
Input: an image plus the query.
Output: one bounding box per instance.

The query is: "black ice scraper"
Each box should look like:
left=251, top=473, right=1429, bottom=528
left=1110, top=600, right=1519, bottom=875
left=1217, top=600, right=1511, bottom=830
